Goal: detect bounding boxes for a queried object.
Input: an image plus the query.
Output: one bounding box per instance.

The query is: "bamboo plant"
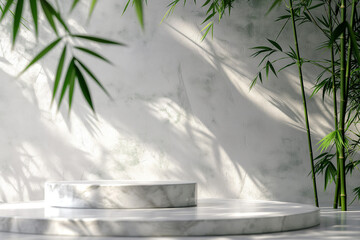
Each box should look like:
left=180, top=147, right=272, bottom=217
left=295, top=0, right=360, bottom=211
left=249, top=0, right=360, bottom=210
left=327, top=0, right=341, bottom=209
left=157, top=0, right=360, bottom=209
left=251, top=0, right=320, bottom=207
left=338, top=0, right=348, bottom=210
left=289, top=0, right=319, bottom=207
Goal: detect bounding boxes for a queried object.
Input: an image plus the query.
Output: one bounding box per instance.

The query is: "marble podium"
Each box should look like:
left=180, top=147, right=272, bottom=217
left=45, top=180, right=197, bottom=208
left=0, top=180, right=320, bottom=236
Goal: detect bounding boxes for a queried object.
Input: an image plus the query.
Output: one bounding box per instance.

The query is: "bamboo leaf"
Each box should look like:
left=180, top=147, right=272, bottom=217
left=70, top=0, right=80, bottom=12
left=346, top=22, right=360, bottom=65
left=53, top=13, right=70, bottom=34
left=202, top=11, right=215, bottom=24
left=329, top=22, right=346, bottom=46
left=278, top=61, right=296, bottom=72
left=314, top=152, right=329, bottom=160
left=161, top=6, right=172, bottom=23
left=0, top=0, right=14, bottom=21
left=269, top=61, right=277, bottom=77
left=41, top=0, right=70, bottom=33
left=52, top=45, right=67, bottom=105
left=40, top=0, right=58, bottom=35
left=286, top=46, right=297, bottom=59
left=250, top=75, right=257, bottom=90
left=324, top=165, right=331, bottom=190
left=68, top=66, right=76, bottom=111
left=211, top=23, right=213, bottom=39
left=71, top=34, right=125, bottom=46
left=202, top=0, right=211, bottom=7
left=350, top=187, right=360, bottom=205
left=311, top=78, right=327, bottom=97
left=276, top=14, right=291, bottom=21
left=19, top=37, right=62, bottom=75
left=74, top=46, right=112, bottom=64
left=258, top=50, right=276, bottom=66
left=258, top=72, right=263, bottom=83
left=201, top=21, right=212, bottom=32
left=313, top=152, right=335, bottom=176
left=134, top=0, right=144, bottom=30
left=267, top=0, right=282, bottom=15
left=266, top=61, right=270, bottom=79
left=251, top=46, right=273, bottom=51
left=251, top=49, right=270, bottom=58
left=303, top=11, right=312, bottom=23
left=346, top=160, right=360, bottom=175
left=58, top=60, right=75, bottom=110
left=324, top=162, right=336, bottom=190
left=166, top=0, right=179, bottom=8
left=122, top=0, right=131, bottom=15
left=335, top=130, right=345, bottom=151
left=75, top=59, right=112, bottom=98
left=75, top=65, right=95, bottom=112
left=12, top=0, right=24, bottom=45
left=317, top=130, right=337, bottom=152
left=308, top=3, right=324, bottom=10
left=29, top=0, right=38, bottom=37
left=88, top=0, right=98, bottom=18
left=316, top=16, right=329, bottom=28
left=205, top=2, right=215, bottom=15
left=267, top=39, right=282, bottom=51
left=201, top=21, right=213, bottom=41
left=161, top=1, right=179, bottom=23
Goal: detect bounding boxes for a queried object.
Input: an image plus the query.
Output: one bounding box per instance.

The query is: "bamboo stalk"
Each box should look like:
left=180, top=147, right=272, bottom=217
left=345, top=0, right=357, bottom=108
left=339, top=0, right=347, bottom=211
left=340, top=0, right=357, bottom=211
left=328, top=0, right=341, bottom=209
left=334, top=172, right=341, bottom=208
left=289, top=0, right=319, bottom=207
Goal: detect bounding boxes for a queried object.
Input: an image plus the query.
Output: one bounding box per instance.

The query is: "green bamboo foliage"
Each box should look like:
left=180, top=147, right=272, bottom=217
left=327, top=0, right=341, bottom=209
left=339, top=0, right=347, bottom=211
left=340, top=0, right=357, bottom=211
left=135, top=0, right=360, bottom=206
left=122, top=0, right=145, bottom=30
left=288, top=0, right=319, bottom=207
left=0, top=0, right=131, bottom=113
left=304, top=0, right=360, bottom=211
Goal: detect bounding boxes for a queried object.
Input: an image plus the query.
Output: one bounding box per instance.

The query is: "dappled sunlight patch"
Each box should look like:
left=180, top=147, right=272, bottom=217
left=146, top=97, right=270, bottom=199
left=163, top=12, right=336, bottom=145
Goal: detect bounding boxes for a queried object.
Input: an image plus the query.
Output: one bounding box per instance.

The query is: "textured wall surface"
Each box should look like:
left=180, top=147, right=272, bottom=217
left=0, top=1, right=358, bottom=205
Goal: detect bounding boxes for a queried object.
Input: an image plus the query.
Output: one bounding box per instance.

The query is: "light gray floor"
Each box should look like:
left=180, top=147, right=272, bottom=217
left=0, top=207, right=358, bottom=239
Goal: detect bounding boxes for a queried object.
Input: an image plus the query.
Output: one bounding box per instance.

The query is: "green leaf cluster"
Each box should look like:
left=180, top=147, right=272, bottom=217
left=2, top=0, right=127, bottom=113
left=250, top=0, right=360, bottom=209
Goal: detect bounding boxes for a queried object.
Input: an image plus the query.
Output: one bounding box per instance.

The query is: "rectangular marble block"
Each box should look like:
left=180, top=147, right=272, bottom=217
left=45, top=180, right=197, bottom=209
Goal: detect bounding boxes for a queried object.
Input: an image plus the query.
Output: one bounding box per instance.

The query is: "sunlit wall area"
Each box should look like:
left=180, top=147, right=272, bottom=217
left=0, top=1, right=358, bottom=206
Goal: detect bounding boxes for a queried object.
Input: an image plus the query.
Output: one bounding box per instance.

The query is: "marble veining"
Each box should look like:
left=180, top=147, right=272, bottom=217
left=45, top=180, right=197, bottom=209
left=0, top=199, right=320, bottom=236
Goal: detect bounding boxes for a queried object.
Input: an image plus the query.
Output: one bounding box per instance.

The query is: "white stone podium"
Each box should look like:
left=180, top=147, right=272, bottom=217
left=45, top=180, right=197, bottom=208
left=0, top=180, right=320, bottom=236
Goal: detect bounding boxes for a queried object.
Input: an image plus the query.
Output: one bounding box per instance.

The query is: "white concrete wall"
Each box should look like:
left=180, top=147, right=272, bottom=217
left=0, top=0, right=358, bottom=206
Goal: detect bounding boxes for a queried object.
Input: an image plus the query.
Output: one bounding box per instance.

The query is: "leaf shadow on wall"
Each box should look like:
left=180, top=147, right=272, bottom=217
left=0, top=0, right=352, bottom=205
left=71, top=0, right=341, bottom=203
left=0, top=67, right=107, bottom=202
